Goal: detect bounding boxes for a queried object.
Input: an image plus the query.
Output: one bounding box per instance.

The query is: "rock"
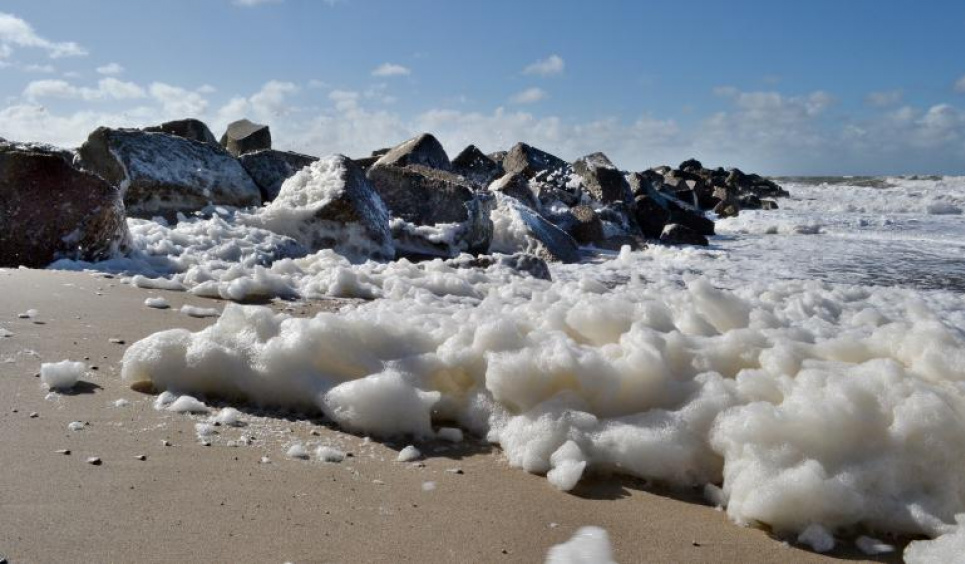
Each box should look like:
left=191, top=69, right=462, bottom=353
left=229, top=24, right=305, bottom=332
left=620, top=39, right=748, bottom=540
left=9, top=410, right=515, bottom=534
left=679, top=158, right=703, bottom=173
left=78, top=127, right=262, bottom=219
left=220, top=119, right=271, bottom=157
left=739, top=194, right=763, bottom=210
left=594, top=235, right=646, bottom=252
left=660, top=223, right=708, bottom=246
left=444, top=253, right=551, bottom=281
left=761, top=199, right=779, bottom=210
left=247, top=155, right=394, bottom=261
left=667, top=200, right=715, bottom=237
left=367, top=164, right=477, bottom=225
left=726, top=168, right=789, bottom=198
left=531, top=167, right=582, bottom=207
left=86, top=456, right=103, bottom=466
left=351, top=156, right=380, bottom=171
left=0, top=140, right=130, bottom=268
left=487, top=151, right=508, bottom=167
left=371, top=148, right=392, bottom=157
left=572, top=152, right=632, bottom=205
left=568, top=205, right=605, bottom=246
left=489, top=173, right=538, bottom=209
left=491, top=195, right=580, bottom=263
left=713, top=200, right=740, bottom=218
left=238, top=149, right=318, bottom=202
left=452, top=145, right=502, bottom=185
left=373, top=133, right=451, bottom=171
left=143, top=119, right=219, bottom=148
left=501, top=142, right=567, bottom=178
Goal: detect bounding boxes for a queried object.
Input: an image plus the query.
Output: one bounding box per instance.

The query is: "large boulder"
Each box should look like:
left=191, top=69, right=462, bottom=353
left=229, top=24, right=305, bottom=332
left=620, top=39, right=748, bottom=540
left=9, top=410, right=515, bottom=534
left=373, top=133, right=451, bottom=171
left=367, top=164, right=476, bottom=225
left=568, top=205, right=605, bottom=246
left=488, top=172, right=539, bottom=210
left=660, top=223, right=708, bottom=246
left=452, top=145, right=502, bottom=185
left=572, top=152, right=632, bottom=204
left=238, top=149, right=318, bottom=202
left=78, top=127, right=262, bottom=219
left=0, top=141, right=129, bottom=268
left=490, top=195, right=580, bottom=263
left=220, top=119, right=272, bottom=157
left=245, top=155, right=394, bottom=262
left=502, top=142, right=568, bottom=178
left=390, top=193, right=494, bottom=260
left=628, top=171, right=714, bottom=238
left=143, top=119, right=219, bottom=148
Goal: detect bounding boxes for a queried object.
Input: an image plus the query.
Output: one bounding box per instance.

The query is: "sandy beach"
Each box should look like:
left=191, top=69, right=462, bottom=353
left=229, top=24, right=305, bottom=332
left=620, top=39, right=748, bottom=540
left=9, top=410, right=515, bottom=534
left=0, top=268, right=902, bottom=563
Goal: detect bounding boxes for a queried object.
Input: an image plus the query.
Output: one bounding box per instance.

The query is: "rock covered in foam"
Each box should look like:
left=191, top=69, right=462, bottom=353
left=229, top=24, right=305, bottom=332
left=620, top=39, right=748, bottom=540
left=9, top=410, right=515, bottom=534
left=0, top=140, right=130, bottom=268
left=78, top=127, right=262, bottom=219
left=489, top=172, right=539, bottom=210
left=659, top=223, right=709, bottom=246
left=220, top=118, right=271, bottom=157
left=373, top=133, right=451, bottom=171
left=502, top=142, right=567, bottom=179
left=490, top=194, right=580, bottom=263
left=238, top=149, right=318, bottom=202
left=246, top=155, right=395, bottom=262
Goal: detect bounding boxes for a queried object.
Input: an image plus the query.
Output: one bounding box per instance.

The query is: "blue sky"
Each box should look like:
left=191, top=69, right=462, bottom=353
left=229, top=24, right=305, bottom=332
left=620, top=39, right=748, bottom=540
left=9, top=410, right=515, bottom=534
left=1, top=0, right=964, bottom=174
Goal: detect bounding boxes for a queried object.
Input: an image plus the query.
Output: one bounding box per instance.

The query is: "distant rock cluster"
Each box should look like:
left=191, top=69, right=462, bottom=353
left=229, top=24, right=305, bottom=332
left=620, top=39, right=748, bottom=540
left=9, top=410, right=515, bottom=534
left=0, top=117, right=786, bottom=269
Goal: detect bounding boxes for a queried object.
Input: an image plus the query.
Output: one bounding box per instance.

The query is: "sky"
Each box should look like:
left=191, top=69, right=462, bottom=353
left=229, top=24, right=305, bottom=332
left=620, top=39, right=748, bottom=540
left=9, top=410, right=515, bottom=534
left=1, top=0, right=964, bottom=175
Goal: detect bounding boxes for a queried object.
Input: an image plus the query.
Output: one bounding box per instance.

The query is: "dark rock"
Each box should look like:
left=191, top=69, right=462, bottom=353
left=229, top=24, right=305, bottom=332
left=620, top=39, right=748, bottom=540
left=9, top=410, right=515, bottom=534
left=78, top=127, right=261, bottom=219
left=220, top=119, right=272, bottom=157
left=491, top=197, right=580, bottom=263
left=531, top=168, right=581, bottom=207
left=594, top=235, right=647, bottom=252
left=0, top=141, right=129, bottom=268
left=679, top=158, right=703, bottom=173
left=628, top=170, right=664, bottom=199
left=739, top=194, right=763, bottom=210
left=143, top=119, right=219, bottom=148
left=367, top=164, right=475, bottom=225
left=660, top=223, right=708, bottom=246
left=373, top=133, right=451, bottom=171
left=713, top=200, right=740, bottom=218
left=568, top=205, right=605, bottom=245
left=502, top=142, right=567, bottom=178
left=452, top=145, right=502, bottom=185
left=487, top=151, right=508, bottom=167
left=761, top=199, right=779, bottom=210
left=238, top=149, right=317, bottom=202
left=371, top=148, right=392, bottom=157
left=667, top=200, right=715, bottom=236
left=351, top=156, right=380, bottom=171
left=572, top=152, right=632, bottom=205
left=632, top=195, right=671, bottom=239
left=489, top=173, right=538, bottom=209
left=250, top=155, right=393, bottom=261
left=445, top=253, right=551, bottom=281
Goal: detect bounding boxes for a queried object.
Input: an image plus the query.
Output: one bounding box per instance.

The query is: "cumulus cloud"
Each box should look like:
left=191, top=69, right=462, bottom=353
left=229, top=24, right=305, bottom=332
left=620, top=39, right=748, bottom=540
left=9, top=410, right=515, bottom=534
left=0, top=12, right=87, bottom=59
left=23, top=78, right=146, bottom=102
left=371, top=63, right=411, bottom=77
left=215, top=80, right=298, bottom=126
left=510, top=87, right=547, bottom=105
left=96, top=62, right=124, bottom=75
left=523, top=55, right=565, bottom=77
left=150, top=82, right=208, bottom=117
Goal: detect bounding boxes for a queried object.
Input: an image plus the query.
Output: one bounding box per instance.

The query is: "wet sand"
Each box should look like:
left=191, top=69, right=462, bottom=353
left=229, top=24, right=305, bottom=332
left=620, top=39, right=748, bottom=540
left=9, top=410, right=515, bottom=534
left=0, top=268, right=901, bottom=563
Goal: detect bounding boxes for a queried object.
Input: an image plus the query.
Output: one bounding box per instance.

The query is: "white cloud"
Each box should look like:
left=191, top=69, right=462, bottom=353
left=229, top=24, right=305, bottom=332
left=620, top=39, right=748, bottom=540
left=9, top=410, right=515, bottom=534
left=23, top=78, right=146, bottom=102
left=96, top=63, right=124, bottom=75
left=22, top=63, right=55, bottom=73
left=150, top=82, right=208, bottom=117
left=0, top=12, right=87, bottom=59
left=523, top=55, right=565, bottom=77
left=956, top=75, right=965, bottom=94
left=371, top=63, right=411, bottom=77
left=510, top=87, right=547, bottom=105
left=214, top=80, right=299, bottom=126
left=866, top=90, right=903, bottom=108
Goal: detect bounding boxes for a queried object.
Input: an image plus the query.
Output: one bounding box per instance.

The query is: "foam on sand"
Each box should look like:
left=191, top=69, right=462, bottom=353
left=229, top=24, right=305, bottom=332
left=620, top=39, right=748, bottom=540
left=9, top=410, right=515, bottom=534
left=40, top=360, right=86, bottom=390
left=545, top=527, right=616, bottom=564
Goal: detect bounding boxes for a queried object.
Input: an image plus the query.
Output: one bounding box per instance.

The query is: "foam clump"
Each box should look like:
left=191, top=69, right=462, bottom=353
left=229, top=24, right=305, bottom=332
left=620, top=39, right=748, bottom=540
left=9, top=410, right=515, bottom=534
left=212, top=407, right=244, bottom=427
left=397, top=445, right=421, bottom=462
left=166, top=395, right=210, bottom=414
left=286, top=443, right=309, bottom=460
left=545, top=527, right=616, bottom=564
left=315, top=446, right=345, bottom=463
left=797, top=524, right=834, bottom=553
left=905, top=515, right=965, bottom=564
left=144, top=297, right=170, bottom=309
left=180, top=305, right=220, bottom=318
left=40, top=360, right=85, bottom=390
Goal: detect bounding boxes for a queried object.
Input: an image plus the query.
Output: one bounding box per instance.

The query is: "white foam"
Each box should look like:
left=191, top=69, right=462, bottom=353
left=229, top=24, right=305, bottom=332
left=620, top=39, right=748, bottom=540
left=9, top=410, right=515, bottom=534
left=315, top=446, right=345, bottom=463
left=286, top=443, right=309, bottom=460
left=545, top=527, right=616, bottom=564
left=396, top=445, right=421, bottom=462
left=144, top=297, right=170, bottom=309
left=40, top=360, right=85, bottom=390
left=905, top=515, right=965, bottom=563
left=180, top=305, right=220, bottom=318
left=166, top=395, right=209, bottom=414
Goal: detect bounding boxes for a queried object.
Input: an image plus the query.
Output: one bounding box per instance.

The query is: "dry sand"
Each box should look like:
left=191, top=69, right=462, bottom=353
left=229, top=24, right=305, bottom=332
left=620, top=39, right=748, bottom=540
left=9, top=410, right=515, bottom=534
left=0, top=268, right=903, bottom=563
